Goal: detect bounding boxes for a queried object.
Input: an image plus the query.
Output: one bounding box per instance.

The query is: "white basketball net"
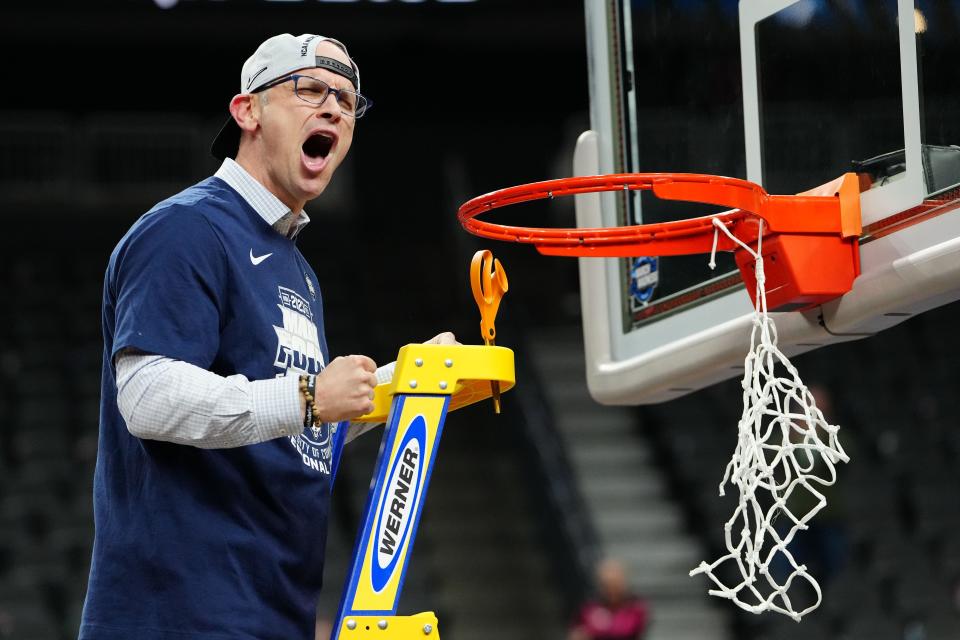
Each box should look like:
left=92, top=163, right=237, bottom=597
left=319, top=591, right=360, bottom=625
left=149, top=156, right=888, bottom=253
left=688, top=219, right=849, bottom=621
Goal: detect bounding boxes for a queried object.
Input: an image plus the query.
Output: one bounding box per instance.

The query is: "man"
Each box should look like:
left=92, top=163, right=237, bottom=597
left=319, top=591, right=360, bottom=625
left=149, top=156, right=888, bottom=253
left=80, top=34, right=454, bottom=639
left=569, top=558, right=650, bottom=640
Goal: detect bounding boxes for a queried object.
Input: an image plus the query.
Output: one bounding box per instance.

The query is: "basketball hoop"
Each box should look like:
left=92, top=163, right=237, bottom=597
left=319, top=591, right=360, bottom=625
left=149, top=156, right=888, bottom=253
left=458, top=172, right=862, bottom=311
left=457, top=172, right=857, bottom=620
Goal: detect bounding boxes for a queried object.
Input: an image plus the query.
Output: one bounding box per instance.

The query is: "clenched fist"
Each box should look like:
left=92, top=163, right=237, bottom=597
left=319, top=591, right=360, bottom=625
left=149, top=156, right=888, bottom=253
left=313, top=355, right=378, bottom=422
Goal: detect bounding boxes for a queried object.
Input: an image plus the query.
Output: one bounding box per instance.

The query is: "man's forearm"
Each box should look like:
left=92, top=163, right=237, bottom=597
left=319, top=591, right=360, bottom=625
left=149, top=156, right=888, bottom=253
left=115, top=353, right=302, bottom=448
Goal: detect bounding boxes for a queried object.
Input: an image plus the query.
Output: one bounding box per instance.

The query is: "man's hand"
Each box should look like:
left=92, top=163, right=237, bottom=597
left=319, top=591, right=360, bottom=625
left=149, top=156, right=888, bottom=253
left=425, top=332, right=460, bottom=346
left=313, top=355, right=378, bottom=422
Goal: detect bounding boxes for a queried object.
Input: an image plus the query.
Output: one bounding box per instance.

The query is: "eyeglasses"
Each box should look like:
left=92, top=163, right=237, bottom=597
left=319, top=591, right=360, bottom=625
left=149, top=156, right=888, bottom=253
left=255, top=74, right=372, bottom=118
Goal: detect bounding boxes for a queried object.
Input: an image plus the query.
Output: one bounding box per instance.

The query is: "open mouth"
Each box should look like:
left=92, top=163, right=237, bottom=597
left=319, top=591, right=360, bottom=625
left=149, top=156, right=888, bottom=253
left=302, top=132, right=334, bottom=160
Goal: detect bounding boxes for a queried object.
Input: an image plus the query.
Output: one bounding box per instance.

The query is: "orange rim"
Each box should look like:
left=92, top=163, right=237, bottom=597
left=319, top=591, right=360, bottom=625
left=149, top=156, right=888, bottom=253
left=457, top=173, right=861, bottom=258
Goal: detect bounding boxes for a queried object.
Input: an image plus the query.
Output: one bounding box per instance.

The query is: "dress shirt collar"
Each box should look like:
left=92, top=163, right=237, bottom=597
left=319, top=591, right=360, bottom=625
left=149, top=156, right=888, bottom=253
left=214, top=158, right=310, bottom=238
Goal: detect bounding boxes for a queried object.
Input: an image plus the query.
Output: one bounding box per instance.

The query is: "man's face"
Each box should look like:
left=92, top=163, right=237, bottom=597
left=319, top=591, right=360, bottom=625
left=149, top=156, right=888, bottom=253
left=252, top=41, right=357, bottom=210
left=597, top=560, right=628, bottom=604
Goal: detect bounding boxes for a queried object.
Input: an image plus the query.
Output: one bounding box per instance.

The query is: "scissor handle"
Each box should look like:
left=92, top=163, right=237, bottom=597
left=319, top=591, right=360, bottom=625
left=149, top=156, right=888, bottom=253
left=471, top=249, right=509, bottom=344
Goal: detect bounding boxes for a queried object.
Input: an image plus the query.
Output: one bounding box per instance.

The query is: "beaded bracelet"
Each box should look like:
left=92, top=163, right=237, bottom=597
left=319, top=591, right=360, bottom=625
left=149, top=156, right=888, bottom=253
left=298, top=374, right=322, bottom=429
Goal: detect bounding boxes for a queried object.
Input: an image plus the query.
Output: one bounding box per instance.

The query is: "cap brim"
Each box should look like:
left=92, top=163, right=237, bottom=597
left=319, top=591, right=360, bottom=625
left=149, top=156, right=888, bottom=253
left=211, top=116, right=241, bottom=161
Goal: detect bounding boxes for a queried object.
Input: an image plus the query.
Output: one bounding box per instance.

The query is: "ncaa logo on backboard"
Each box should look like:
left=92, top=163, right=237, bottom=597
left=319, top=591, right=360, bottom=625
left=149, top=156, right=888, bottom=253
left=629, top=256, right=659, bottom=308
left=371, top=416, right=426, bottom=592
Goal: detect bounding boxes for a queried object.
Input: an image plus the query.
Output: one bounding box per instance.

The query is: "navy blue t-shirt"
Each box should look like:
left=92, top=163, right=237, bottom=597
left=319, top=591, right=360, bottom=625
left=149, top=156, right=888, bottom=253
left=80, top=177, right=347, bottom=639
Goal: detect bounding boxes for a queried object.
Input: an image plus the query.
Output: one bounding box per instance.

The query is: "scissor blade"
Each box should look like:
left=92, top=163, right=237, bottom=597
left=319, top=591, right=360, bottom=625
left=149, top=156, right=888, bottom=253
left=491, top=380, right=502, bottom=414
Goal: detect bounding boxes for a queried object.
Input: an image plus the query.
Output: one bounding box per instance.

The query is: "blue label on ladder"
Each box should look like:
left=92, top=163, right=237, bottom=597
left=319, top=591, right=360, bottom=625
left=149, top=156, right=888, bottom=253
left=333, top=394, right=449, bottom=632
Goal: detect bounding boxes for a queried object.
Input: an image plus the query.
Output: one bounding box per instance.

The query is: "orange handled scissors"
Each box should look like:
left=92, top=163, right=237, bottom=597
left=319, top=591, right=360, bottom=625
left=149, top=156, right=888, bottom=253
left=471, top=250, right=509, bottom=412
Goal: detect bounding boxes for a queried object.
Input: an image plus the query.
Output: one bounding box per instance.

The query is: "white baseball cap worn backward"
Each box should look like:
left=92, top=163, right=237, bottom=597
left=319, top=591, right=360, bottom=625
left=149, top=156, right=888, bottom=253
left=211, top=33, right=361, bottom=161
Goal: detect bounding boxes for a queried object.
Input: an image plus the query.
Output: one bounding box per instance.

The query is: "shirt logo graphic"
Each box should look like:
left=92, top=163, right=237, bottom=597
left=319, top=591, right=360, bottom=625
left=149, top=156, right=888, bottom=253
left=273, top=287, right=322, bottom=373
left=273, top=286, right=332, bottom=474
left=289, top=423, right=335, bottom=475
left=250, top=249, right=273, bottom=266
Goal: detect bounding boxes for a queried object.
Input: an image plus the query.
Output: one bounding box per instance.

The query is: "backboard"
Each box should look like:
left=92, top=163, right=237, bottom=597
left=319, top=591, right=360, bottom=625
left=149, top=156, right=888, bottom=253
left=577, top=0, right=960, bottom=404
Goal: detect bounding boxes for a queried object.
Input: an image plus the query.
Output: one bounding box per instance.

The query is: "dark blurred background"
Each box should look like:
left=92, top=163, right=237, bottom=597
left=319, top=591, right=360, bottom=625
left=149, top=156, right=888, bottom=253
left=2, top=2, right=960, bottom=640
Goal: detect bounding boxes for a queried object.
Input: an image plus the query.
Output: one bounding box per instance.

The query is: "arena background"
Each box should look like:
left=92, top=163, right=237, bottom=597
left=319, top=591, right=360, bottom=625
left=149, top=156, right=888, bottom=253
left=2, top=2, right=960, bottom=639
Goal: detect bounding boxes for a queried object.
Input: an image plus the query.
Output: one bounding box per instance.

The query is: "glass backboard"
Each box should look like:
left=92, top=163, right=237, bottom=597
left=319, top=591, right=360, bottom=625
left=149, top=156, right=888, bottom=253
left=578, top=0, right=960, bottom=404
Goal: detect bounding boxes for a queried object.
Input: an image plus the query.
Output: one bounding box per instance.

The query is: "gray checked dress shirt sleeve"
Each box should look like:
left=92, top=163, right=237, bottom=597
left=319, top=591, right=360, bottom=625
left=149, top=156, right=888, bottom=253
left=115, top=353, right=304, bottom=448
left=116, top=353, right=390, bottom=448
